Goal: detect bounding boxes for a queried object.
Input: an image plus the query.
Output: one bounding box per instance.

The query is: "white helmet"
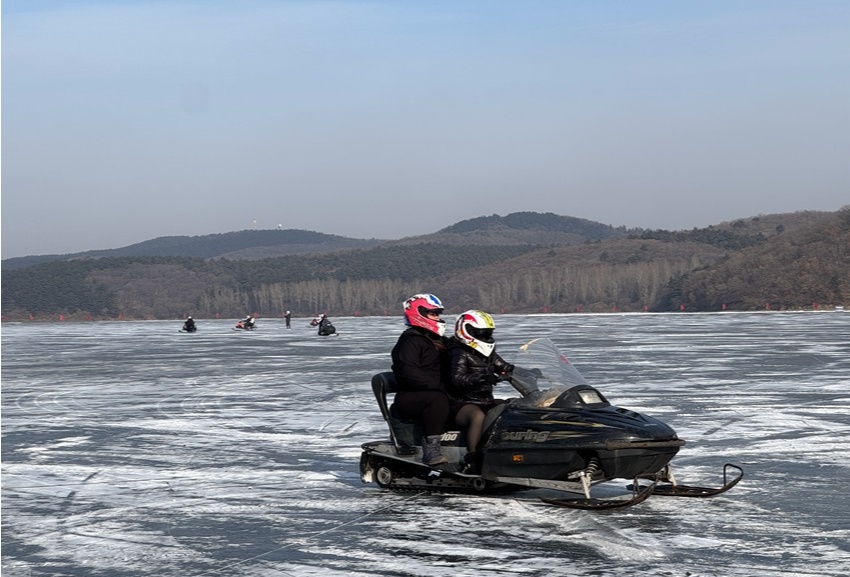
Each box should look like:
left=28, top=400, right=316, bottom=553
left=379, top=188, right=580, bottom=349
left=454, top=310, right=496, bottom=356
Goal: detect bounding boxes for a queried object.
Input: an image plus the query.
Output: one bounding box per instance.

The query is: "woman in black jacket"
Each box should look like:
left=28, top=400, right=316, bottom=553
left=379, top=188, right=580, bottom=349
left=448, top=310, right=514, bottom=473
left=391, top=294, right=452, bottom=466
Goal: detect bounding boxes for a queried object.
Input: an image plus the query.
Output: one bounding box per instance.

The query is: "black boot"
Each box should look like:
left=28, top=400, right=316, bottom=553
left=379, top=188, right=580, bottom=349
left=463, top=451, right=481, bottom=474
left=422, top=435, right=449, bottom=466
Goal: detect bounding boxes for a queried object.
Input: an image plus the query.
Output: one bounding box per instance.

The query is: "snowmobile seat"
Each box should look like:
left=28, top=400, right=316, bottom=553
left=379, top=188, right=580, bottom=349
left=371, top=372, right=421, bottom=453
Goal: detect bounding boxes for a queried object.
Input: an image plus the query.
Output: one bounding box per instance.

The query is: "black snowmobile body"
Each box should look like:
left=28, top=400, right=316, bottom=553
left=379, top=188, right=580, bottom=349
left=360, top=338, right=742, bottom=509
left=476, top=385, right=682, bottom=481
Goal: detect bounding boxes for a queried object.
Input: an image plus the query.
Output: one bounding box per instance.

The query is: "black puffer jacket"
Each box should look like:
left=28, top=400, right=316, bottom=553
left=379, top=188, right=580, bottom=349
left=447, top=339, right=514, bottom=404
left=391, top=327, right=450, bottom=392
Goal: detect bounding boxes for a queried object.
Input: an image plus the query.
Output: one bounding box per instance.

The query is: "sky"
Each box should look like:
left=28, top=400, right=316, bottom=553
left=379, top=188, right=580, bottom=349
left=2, top=1, right=848, bottom=259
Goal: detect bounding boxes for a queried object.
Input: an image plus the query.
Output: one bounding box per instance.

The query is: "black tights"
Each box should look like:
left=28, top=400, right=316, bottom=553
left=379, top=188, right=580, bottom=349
left=454, top=404, right=486, bottom=451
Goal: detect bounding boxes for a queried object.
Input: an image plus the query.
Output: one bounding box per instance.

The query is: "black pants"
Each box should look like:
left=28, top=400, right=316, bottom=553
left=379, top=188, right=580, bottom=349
left=394, top=390, right=450, bottom=437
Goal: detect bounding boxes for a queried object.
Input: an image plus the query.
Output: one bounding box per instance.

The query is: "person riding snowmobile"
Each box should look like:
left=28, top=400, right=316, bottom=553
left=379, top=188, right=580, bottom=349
left=390, top=293, right=453, bottom=466
left=448, top=310, right=514, bottom=473
left=317, top=314, right=336, bottom=336
left=182, top=316, right=197, bottom=333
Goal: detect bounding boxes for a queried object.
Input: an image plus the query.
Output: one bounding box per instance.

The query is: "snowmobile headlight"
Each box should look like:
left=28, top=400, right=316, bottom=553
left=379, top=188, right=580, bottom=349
left=578, top=390, right=604, bottom=404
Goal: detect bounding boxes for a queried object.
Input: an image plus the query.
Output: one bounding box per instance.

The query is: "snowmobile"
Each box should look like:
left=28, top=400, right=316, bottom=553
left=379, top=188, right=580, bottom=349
left=360, top=338, right=743, bottom=509
left=234, top=320, right=255, bottom=331
left=318, top=319, right=337, bottom=336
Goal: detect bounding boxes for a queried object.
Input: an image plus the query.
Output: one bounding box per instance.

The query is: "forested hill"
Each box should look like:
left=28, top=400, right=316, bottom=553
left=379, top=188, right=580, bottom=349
left=2, top=208, right=848, bottom=320
left=1, top=229, right=383, bottom=270
left=441, top=212, right=624, bottom=236
left=3, top=211, right=626, bottom=269
left=389, top=212, right=631, bottom=245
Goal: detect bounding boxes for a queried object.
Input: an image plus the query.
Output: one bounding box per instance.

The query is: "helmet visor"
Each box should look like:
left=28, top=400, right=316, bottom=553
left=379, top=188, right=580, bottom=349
left=419, top=306, right=444, bottom=318
left=468, top=326, right=494, bottom=341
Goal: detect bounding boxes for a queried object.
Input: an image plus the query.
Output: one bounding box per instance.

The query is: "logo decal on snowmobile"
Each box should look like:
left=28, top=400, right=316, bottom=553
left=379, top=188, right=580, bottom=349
left=440, top=432, right=459, bottom=442
left=501, top=429, right=550, bottom=443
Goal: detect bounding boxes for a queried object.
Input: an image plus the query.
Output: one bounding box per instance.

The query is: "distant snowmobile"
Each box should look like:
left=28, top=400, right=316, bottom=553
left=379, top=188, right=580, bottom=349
left=234, top=316, right=256, bottom=331
left=360, top=338, right=743, bottom=509
left=180, top=317, right=197, bottom=333
left=317, top=314, right=337, bottom=336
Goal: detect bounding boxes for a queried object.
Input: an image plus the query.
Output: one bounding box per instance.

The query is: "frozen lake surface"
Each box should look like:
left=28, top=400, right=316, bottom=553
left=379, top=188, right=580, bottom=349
left=2, top=312, right=849, bottom=576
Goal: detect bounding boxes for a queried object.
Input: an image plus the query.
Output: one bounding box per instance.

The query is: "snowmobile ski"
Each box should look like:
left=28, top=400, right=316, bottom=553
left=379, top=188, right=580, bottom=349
left=539, top=478, right=658, bottom=510
left=631, top=463, right=744, bottom=497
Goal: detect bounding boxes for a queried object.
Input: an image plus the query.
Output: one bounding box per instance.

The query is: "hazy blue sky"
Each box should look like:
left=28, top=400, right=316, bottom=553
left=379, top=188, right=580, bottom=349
left=2, top=1, right=848, bottom=258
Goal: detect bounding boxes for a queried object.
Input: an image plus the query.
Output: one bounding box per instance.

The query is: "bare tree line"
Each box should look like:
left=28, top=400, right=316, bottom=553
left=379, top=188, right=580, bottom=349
left=186, top=259, right=703, bottom=318
left=195, top=277, right=420, bottom=318
left=472, top=258, right=703, bottom=312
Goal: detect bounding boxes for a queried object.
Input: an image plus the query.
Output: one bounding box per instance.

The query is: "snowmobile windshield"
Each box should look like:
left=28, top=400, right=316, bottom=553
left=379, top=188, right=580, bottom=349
left=514, top=338, right=589, bottom=387
left=511, top=338, right=594, bottom=408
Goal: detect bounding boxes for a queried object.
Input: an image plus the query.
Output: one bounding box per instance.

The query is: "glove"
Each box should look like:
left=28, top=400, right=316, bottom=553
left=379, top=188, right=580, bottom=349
left=475, top=373, right=498, bottom=386
left=510, top=368, right=541, bottom=397
left=496, top=371, right=512, bottom=383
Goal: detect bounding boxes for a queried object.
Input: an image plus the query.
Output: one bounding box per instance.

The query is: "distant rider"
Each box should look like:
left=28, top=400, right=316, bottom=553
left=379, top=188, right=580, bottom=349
left=182, top=316, right=197, bottom=332
left=390, top=293, right=453, bottom=466
left=285, top=310, right=292, bottom=329
left=317, top=313, right=336, bottom=336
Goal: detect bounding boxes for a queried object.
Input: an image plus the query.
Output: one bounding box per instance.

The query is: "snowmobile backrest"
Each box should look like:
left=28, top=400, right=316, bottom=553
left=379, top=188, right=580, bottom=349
left=371, top=372, right=398, bottom=422
left=372, top=372, right=421, bottom=453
